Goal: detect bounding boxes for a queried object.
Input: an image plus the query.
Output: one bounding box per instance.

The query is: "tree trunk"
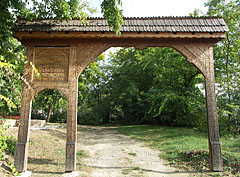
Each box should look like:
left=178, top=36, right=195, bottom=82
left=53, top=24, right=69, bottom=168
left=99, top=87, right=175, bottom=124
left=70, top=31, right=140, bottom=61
left=46, top=103, right=53, bottom=122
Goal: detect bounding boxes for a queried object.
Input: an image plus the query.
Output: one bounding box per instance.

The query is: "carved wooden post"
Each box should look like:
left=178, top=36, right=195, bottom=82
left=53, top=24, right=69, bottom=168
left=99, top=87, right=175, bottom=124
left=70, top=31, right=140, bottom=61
left=65, top=44, right=78, bottom=172
left=14, top=46, right=34, bottom=172
left=173, top=43, right=223, bottom=172
left=65, top=81, right=78, bottom=172
left=205, top=46, right=223, bottom=171
left=15, top=89, right=32, bottom=172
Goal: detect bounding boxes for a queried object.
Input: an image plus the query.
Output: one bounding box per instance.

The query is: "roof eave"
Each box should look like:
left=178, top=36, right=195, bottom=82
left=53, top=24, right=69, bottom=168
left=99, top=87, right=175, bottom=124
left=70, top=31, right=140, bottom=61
left=14, top=31, right=226, bottom=43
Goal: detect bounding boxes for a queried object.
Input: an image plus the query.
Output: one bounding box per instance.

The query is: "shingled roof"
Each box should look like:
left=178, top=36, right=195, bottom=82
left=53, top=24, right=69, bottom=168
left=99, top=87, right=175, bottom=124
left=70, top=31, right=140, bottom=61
left=14, top=17, right=229, bottom=33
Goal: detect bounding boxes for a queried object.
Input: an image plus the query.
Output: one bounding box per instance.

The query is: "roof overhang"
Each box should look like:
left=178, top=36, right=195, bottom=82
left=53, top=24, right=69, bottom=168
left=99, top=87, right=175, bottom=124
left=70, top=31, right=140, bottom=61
left=14, top=17, right=228, bottom=44
left=14, top=31, right=226, bottom=42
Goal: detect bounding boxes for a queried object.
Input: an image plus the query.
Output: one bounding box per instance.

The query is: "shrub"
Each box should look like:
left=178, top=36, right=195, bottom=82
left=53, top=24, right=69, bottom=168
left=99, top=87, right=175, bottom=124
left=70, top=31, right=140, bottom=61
left=0, top=123, right=18, bottom=176
left=77, top=104, right=110, bottom=125
left=50, top=111, right=67, bottom=123
left=0, top=123, right=16, bottom=159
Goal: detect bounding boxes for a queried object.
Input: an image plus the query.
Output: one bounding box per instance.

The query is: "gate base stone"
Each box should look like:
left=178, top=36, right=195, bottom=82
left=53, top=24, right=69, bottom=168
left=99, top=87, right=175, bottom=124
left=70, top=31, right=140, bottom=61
left=17, top=171, right=32, bottom=177
left=62, top=171, right=79, bottom=177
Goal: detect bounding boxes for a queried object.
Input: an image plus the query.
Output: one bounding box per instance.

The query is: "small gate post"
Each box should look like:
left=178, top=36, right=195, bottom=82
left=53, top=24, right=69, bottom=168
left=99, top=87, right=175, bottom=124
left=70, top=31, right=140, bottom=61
left=65, top=80, right=78, bottom=172
left=14, top=88, right=32, bottom=172
left=205, top=46, right=223, bottom=171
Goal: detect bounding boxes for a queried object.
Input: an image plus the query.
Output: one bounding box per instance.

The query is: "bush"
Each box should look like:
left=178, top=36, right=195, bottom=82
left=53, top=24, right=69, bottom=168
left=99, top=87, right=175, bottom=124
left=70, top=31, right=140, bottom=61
left=77, top=111, right=104, bottom=125
left=77, top=104, right=110, bottom=125
left=50, top=111, right=67, bottom=123
left=218, top=104, right=240, bottom=135
left=0, top=123, right=16, bottom=159
left=0, top=123, right=18, bottom=176
left=31, top=112, right=46, bottom=120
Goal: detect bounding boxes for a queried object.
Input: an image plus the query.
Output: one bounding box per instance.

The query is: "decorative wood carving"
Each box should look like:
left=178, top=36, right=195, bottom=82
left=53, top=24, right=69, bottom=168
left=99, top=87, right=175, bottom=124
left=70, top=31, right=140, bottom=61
left=172, top=42, right=213, bottom=77
left=173, top=43, right=223, bottom=171
left=32, top=86, right=70, bottom=101
left=33, top=47, right=69, bottom=81
left=75, top=42, right=111, bottom=77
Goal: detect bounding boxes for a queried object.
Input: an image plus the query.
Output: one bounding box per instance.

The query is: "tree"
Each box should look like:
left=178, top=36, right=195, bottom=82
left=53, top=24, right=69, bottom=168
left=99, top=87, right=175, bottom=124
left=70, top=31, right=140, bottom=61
left=77, top=47, right=207, bottom=127
left=77, top=54, right=111, bottom=125
left=0, top=0, right=123, bottom=116
left=32, top=89, right=67, bottom=122
left=0, top=0, right=28, bottom=114
left=106, top=48, right=206, bottom=126
left=205, top=0, right=240, bottom=134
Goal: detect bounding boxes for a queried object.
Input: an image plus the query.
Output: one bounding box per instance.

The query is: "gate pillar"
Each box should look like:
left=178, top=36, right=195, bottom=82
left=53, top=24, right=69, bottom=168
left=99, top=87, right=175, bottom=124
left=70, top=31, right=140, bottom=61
left=65, top=44, right=78, bottom=172
left=65, top=81, right=78, bottom=172
left=14, top=46, right=34, bottom=172
left=14, top=88, right=32, bottom=172
left=173, top=43, right=223, bottom=171
left=204, top=46, right=223, bottom=171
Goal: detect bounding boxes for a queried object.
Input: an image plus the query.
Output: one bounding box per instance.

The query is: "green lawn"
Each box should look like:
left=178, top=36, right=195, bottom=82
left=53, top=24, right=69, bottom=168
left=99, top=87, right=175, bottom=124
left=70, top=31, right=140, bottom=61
left=117, top=125, right=240, bottom=175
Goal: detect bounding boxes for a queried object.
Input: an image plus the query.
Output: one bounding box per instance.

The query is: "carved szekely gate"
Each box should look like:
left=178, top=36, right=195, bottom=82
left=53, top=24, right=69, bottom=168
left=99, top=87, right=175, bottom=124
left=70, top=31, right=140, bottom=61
left=13, top=17, right=228, bottom=173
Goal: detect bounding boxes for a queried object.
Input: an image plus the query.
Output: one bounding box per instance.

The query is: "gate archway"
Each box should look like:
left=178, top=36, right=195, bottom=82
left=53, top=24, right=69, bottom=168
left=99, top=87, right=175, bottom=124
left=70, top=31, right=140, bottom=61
left=13, top=17, right=228, bottom=173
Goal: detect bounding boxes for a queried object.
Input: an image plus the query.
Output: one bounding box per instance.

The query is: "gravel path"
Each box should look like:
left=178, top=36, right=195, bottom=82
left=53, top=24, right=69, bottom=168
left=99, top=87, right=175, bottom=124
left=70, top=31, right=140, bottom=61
left=77, top=126, right=196, bottom=177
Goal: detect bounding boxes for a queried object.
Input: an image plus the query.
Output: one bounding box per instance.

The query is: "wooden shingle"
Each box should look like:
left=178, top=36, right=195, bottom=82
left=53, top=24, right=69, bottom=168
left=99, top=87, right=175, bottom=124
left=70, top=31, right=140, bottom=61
left=14, top=17, right=229, bottom=33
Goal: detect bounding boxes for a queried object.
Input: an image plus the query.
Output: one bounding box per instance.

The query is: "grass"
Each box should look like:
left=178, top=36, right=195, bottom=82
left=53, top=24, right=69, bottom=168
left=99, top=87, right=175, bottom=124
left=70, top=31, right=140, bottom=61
left=121, top=168, right=132, bottom=175
left=76, top=150, right=88, bottom=158
left=128, top=152, right=137, bottom=157
left=117, top=125, right=240, bottom=175
left=121, top=167, right=142, bottom=175
left=132, top=166, right=141, bottom=170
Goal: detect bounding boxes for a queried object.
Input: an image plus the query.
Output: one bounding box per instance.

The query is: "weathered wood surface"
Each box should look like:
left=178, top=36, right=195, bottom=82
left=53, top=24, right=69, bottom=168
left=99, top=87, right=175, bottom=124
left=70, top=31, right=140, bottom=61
left=14, top=17, right=225, bottom=173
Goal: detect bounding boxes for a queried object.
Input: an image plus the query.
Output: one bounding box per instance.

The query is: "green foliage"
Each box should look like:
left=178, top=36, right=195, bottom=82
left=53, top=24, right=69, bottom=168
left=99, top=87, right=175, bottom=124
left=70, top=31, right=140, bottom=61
left=77, top=47, right=207, bottom=127
left=0, top=95, right=17, bottom=110
left=0, top=124, right=16, bottom=159
left=78, top=54, right=110, bottom=125
left=28, top=0, right=96, bottom=20
left=0, top=123, right=18, bottom=176
left=0, top=0, right=32, bottom=114
left=0, top=124, right=9, bottom=160
left=50, top=111, right=67, bottom=123
left=107, top=48, right=205, bottom=127
left=77, top=104, right=110, bottom=125
left=205, top=0, right=240, bottom=134
left=32, top=89, right=68, bottom=122
left=0, top=0, right=123, bottom=119
left=189, top=8, right=205, bottom=17
left=0, top=38, right=25, bottom=115
left=101, top=0, right=123, bottom=35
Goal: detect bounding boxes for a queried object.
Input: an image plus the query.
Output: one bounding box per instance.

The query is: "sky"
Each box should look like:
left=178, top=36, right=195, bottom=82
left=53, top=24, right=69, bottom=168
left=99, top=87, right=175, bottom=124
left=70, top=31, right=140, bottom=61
left=89, top=0, right=209, bottom=17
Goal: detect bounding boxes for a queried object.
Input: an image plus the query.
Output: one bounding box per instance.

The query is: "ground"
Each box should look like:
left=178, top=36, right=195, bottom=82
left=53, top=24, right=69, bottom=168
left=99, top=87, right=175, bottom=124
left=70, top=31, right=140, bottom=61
left=5, top=125, right=200, bottom=177
left=77, top=126, right=197, bottom=177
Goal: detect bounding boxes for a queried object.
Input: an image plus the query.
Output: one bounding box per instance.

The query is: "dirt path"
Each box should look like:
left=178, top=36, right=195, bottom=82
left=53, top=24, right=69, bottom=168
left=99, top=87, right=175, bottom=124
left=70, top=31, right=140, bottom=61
left=77, top=126, right=196, bottom=177
left=5, top=125, right=198, bottom=177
